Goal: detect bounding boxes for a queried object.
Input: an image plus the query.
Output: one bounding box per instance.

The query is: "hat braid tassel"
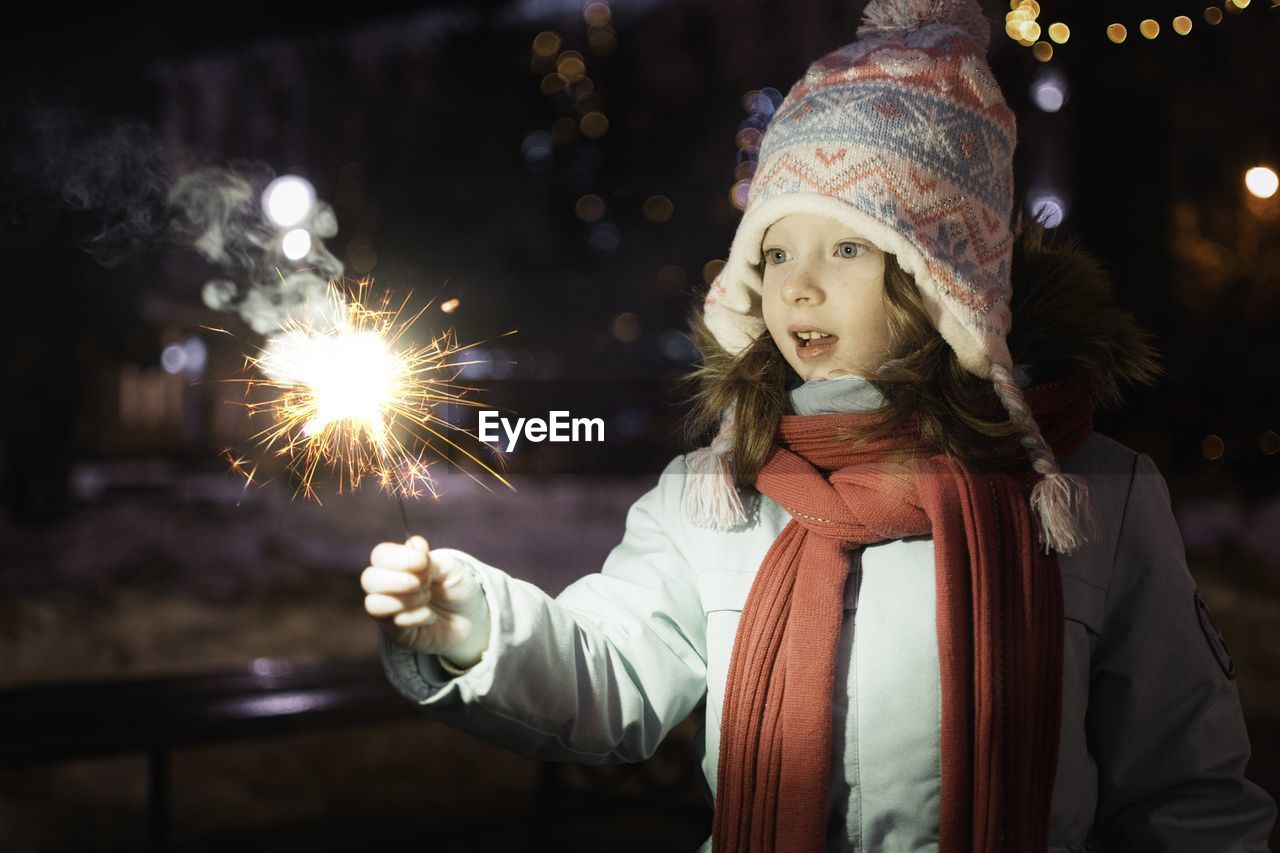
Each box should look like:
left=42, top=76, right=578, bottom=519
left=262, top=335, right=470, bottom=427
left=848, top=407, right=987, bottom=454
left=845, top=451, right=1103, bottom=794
left=683, top=412, right=749, bottom=531
left=989, top=363, right=1099, bottom=555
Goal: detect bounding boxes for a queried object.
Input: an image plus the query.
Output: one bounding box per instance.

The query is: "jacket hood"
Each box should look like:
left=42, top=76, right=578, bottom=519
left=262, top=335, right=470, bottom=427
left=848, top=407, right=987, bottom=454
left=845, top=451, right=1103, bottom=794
left=1006, top=217, right=1163, bottom=411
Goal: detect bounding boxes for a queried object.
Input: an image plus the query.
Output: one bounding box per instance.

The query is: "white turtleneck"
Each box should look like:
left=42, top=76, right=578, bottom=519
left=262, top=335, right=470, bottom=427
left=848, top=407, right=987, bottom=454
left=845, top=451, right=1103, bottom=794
left=788, top=374, right=887, bottom=416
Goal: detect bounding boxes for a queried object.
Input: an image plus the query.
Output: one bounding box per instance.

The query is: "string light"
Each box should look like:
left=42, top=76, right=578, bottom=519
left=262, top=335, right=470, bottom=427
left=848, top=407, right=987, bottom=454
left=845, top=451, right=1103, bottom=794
left=1244, top=166, right=1279, bottom=199
left=1004, top=2, right=1264, bottom=55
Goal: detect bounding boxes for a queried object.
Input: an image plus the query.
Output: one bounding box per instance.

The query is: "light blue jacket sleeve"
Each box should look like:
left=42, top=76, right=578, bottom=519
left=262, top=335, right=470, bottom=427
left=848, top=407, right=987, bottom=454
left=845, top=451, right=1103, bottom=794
left=1087, top=452, right=1276, bottom=850
left=380, top=454, right=709, bottom=764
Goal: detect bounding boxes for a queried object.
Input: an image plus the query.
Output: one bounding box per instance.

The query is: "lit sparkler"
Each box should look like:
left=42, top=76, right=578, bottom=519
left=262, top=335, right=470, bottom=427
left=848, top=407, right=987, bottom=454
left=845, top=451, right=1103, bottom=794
left=228, top=277, right=514, bottom=502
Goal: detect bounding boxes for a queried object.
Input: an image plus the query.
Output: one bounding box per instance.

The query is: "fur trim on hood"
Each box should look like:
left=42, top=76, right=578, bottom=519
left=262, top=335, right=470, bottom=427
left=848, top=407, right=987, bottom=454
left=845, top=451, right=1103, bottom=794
left=1006, top=217, right=1163, bottom=411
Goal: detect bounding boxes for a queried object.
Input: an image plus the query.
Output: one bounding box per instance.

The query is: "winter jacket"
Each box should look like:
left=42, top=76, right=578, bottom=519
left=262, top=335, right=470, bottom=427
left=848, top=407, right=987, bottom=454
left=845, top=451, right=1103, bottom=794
left=380, top=373, right=1277, bottom=852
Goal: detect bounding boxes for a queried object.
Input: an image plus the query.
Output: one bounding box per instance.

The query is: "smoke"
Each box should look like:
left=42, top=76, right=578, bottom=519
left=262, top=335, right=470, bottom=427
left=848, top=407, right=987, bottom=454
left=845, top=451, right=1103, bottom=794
left=1, top=90, right=347, bottom=335
left=168, top=165, right=345, bottom=334
left=0, top=96, right=170, bottom=268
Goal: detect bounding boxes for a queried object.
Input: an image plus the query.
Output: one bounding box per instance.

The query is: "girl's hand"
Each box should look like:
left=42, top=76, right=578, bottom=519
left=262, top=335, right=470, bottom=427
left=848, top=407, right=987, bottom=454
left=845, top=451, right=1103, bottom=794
left=361, top=535, right=490, bottom=667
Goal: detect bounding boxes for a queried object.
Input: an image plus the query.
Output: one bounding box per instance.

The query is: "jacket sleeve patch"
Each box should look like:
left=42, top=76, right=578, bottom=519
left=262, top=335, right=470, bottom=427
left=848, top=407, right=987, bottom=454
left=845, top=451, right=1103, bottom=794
left=1194, top=588, right=1237, bottom=681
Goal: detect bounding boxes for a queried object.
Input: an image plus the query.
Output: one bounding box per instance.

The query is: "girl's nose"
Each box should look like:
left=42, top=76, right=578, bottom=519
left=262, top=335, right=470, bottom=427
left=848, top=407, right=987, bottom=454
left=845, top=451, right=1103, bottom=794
left=782, top=265, right=824, bottom=304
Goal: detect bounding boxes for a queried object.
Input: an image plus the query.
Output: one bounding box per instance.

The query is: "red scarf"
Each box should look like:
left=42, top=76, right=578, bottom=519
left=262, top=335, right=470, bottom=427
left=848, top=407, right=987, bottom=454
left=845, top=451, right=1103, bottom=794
left=712, top=380, right=1095, bottom=851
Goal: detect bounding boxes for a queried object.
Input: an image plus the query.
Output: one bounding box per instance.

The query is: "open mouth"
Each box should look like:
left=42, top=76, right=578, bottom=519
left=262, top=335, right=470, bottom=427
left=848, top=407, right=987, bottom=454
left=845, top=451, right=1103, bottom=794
left=794, top=331, right=836, bottom=348
left=791, top=330, right=839, bottom=359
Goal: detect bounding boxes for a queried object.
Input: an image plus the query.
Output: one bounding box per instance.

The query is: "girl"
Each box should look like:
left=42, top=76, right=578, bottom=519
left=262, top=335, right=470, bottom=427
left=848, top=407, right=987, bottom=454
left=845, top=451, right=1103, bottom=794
left=361, top=1, right=1277, bottom=849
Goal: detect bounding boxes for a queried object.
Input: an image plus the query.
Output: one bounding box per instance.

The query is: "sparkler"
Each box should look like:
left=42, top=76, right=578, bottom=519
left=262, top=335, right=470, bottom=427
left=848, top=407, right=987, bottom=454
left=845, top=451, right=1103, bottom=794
left=227, top=277, right=515, bottom=516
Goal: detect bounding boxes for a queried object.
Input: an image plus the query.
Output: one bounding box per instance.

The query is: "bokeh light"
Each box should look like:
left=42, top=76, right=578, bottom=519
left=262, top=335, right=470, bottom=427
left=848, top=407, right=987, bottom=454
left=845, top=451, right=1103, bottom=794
left=656, top=264, right=685, bottom=288
left=1260, top=430, right=1280, bottom=455
left=1140, top=19, right=1160, bottom=38
left=735, top=126, right=764, bottom=150
left=1173, top=16, right=1194, bottom=34
left=521, top=130, right=553, bottom=165
left=1028, top=193, right=1067, bottom=228
left=440, top=298, right=459, bottom=314
left=1205, top=6, right=1224, bottom=24
left=643, top=194, right=674, bottom=223
left=263, top=175, right=316, bottom=228
left=743, top=91, right=776, bottom=117
left=1031, top=70, right=1068, bottom=111
left=1107, top=23, right=1128, bottom=43
left=729, top=179, right=751, bottom=210
left=702, top=259, right=726, bottom=285
left=282, top=228, right=312, bottom=260
left=583, top=2, right=611, bottom=27
left=1202, top=434, right=1225, bottom=461
left=160, top=338, right=208, bottom=377
left=611, top=311, right=640, bottom=343
left=589, top=222, right=620, bottom=253
left=575, top=193, right=606, bottom=222
left=588, top=28, right=617, bottom=55
left=540, top=73, right=565, bottom=95
left=1047, top=22, right=1070, bottom=43
left=1032, top=41, right=1053, bottom=62
left=532, top=31, right=560, bottom=58
left=1244, top=166, right=1279, bottom=199
left=580, top=111, right=609, bottom=139
left=347, top=237, right=377, bottom=274
left=659, top=328, right=697, bottom=362
left=557, top=51, right=585, bottom=81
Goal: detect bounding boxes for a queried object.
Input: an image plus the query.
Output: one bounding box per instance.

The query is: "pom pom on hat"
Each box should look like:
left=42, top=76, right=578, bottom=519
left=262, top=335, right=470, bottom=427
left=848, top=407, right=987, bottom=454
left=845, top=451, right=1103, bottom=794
left=856, top=0, right=991, bottom=51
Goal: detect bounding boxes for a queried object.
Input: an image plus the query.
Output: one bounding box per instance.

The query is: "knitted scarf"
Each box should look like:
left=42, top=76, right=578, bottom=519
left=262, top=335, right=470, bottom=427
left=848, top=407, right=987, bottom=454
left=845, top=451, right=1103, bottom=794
left=712, top=380, right=1095, bottom=851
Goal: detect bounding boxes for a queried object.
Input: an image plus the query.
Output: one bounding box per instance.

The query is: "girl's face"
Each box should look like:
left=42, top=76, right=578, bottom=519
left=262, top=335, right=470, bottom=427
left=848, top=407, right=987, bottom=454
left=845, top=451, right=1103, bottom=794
left=760, top=213, right=890, bottom=381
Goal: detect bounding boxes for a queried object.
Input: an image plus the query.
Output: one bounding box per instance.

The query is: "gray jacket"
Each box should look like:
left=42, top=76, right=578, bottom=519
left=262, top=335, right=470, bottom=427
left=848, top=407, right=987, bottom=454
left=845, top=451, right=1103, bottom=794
left=381, top=376, right=1276, bottom=851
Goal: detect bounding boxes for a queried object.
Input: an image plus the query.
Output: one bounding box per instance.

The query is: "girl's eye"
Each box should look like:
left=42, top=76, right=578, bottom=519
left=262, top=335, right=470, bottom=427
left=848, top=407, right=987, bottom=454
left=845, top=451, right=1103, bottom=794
left=836, top=242, right=867, bottom=259
left=764, top=248, right=789, bottom=265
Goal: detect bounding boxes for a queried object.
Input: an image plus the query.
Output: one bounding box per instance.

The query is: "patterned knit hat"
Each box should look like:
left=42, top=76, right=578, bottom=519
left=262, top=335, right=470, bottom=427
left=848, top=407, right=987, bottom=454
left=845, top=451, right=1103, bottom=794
left=688, top=0, right=1097, bottom=555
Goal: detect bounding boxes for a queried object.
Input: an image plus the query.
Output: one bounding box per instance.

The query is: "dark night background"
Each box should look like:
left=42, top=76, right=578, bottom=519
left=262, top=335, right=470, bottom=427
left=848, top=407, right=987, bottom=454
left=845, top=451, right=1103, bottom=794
left=1, top=1, right=1277, bottom=850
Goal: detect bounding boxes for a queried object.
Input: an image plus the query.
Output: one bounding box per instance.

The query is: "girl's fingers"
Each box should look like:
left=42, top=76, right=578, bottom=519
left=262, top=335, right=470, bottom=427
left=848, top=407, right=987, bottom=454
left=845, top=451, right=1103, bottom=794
left=370, top=542, right=429, bottom=574
left=361, top=566, right=424, bottom=595
left=430, top=567, right=472, bottom=602
left=365, top=592, right=419, bottom=618
left=393, top=606, right=437, bottom=628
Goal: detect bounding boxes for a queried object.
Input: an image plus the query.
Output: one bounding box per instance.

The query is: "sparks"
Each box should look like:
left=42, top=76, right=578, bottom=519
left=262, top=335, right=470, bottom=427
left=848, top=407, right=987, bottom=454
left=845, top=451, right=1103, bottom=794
left=226, top=277, right=514, bottom=500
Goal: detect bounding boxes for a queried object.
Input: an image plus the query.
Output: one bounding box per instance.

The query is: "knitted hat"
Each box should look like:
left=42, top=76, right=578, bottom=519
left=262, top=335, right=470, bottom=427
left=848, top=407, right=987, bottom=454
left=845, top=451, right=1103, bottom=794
left=688, top=0, right=1098, bottom=555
